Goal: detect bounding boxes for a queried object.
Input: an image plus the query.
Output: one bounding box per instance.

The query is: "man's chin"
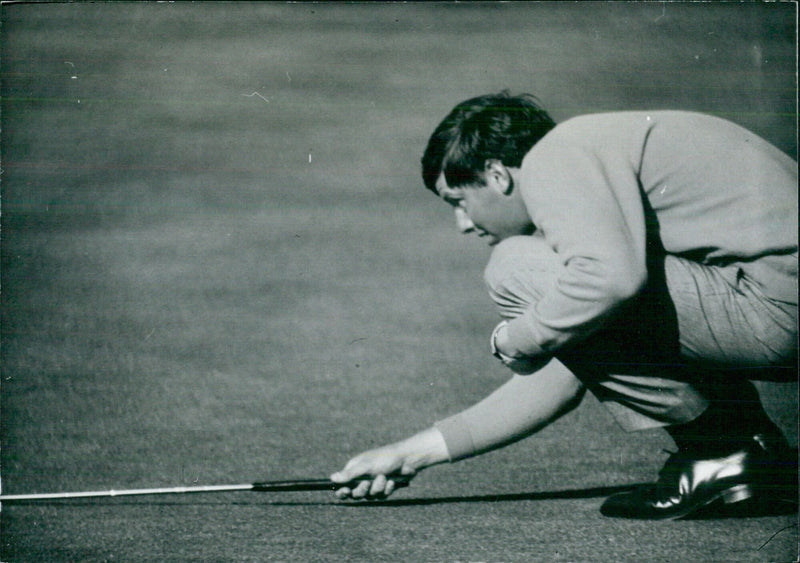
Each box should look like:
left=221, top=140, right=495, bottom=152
left=489, top=227, right=537, bottom=245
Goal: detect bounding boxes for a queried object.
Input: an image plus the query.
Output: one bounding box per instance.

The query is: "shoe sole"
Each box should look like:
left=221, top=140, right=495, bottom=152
left=601, top=483, right=755, bottom=520
left=672, top=483, right=755, bottom=520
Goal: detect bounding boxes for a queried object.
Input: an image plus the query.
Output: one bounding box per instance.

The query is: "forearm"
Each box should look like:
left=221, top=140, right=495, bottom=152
left=434, top=358, right=585, bottom=461
left=390, top=426, right=451, bottom=472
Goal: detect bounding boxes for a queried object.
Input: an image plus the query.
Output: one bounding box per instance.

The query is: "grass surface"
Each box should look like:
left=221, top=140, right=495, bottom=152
left=1, top=3, right=797, bottom=561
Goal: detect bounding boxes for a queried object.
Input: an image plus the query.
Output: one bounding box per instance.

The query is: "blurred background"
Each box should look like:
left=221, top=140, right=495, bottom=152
left=1, top=3, right=797, bottom=561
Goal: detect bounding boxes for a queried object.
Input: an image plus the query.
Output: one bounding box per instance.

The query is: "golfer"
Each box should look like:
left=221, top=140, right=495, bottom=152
left=331, top=92, right=798, bottom=519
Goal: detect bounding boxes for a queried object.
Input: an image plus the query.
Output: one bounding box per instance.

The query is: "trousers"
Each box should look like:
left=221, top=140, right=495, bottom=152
left=484, top=235, right=798, bottom=431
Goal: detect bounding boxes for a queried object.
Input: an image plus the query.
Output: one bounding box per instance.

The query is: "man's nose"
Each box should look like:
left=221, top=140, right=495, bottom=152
left=454, top=207, right=475, bottom=233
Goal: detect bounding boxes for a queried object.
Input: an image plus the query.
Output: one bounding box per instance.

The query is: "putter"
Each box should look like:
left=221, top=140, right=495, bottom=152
left=0, top=475, right=413, bottom=501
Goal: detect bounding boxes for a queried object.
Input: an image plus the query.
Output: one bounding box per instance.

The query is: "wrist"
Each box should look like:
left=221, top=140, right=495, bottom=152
left=491, top=320, right=514, bottom=362
left=490, top=320, right=549, bottom=375
left=398, top=427, right=449, bottom=471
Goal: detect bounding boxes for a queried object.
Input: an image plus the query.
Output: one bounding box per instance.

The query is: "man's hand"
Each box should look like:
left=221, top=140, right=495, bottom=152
left=330, top=446, right=411, bottom=499
left=330, top=427, right=449, bottom=500
left=491, top=321, right=549, bottom=374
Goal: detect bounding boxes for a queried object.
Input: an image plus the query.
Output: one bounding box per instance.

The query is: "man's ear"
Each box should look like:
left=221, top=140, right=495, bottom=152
left=484, top=159, right=513, bottom=195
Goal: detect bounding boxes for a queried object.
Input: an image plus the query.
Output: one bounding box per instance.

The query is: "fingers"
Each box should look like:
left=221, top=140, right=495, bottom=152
left=330, top=442, right=413, bottom=500
left=369, top=474, right=387, bottom=497
left=329, top=470, right=351, bottom=484
left=331, top=474, right=399, bottom=501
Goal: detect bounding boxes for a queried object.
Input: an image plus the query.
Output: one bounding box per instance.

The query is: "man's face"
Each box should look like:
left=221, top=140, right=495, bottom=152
left=435, top=168, right=533, bottom=246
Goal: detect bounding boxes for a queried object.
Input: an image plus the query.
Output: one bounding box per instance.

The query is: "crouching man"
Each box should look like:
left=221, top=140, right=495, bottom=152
left=332, top=92, right=797, bottom=519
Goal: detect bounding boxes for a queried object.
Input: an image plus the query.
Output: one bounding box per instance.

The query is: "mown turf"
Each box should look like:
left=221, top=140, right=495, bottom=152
left=1, top=3, right=797, bottom=561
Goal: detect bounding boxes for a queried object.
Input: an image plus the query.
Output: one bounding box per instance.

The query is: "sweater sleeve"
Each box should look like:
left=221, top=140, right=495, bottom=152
left=502, top=126, right=650, bottom=358
left=434, top=359, right=584, bottom=461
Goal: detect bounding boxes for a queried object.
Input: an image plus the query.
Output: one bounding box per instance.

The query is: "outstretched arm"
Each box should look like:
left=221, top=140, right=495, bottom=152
left=435, top=358, right=584, bottom=460
left=331, top=358, right=584, bottom=499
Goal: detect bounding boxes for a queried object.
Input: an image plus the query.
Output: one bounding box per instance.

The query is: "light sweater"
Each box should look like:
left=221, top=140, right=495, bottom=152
left=505, top=111, right=797, bottom=358
left=436, top=111, right=797, bottom=460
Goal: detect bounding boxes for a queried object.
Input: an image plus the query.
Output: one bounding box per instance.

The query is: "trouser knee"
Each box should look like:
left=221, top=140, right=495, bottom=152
left=483, top=235, right=561, bottom=319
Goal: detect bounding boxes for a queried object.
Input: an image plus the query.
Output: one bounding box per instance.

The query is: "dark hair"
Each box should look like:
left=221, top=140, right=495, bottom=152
left=421, top=91, right=556, bottom=193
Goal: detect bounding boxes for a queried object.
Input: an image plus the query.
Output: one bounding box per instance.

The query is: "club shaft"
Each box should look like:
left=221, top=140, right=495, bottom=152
left=0, top=475, right=411, bottom=501
left=0, top=484, right=255, bottom=500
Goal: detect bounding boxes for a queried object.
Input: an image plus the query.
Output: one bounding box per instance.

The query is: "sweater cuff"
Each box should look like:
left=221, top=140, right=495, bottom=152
left=434, top=415, right=476, bottom=462
left=504, top=316, right=546, bottom=357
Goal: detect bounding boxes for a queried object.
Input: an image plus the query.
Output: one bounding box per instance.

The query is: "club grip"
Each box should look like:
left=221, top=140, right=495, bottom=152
left=343, top=474, right=413, bottom=490
left=251, top=474, right=413, bottom=492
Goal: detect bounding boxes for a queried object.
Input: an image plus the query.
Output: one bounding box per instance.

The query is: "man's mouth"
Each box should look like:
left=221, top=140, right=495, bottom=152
left=477, top=232, right=498, bottom=245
